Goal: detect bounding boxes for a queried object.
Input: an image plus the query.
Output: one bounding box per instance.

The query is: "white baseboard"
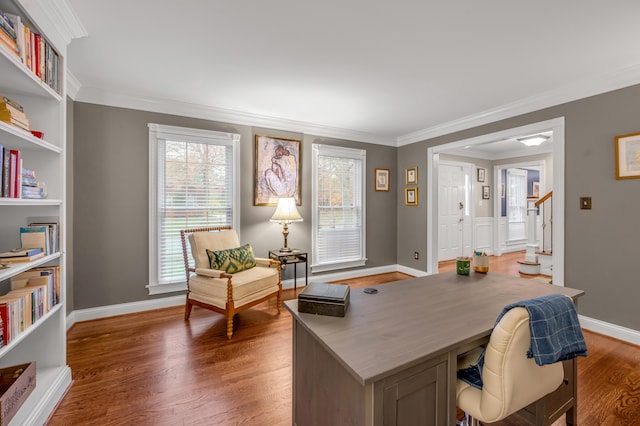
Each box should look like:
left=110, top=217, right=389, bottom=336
left=579, top=315, right=640, bottom=346
left=397, top=265, right=429, bottom=277
left=68, top=295, right=184, bottom=329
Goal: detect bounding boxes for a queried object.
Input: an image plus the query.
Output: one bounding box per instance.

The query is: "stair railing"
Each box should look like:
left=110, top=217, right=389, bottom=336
left=535, top=190, right=553, bottom=253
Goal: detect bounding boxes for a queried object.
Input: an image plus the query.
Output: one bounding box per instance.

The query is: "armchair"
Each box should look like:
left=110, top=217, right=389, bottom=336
left=180, top=226, right=282, bottom=339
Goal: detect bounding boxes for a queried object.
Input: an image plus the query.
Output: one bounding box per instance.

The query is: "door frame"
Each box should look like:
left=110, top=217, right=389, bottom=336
left=426, top=117, right=565, bottom=286
left=438, top=160, right=475, bottom=261
left=494, top=160, right=546, bottom=255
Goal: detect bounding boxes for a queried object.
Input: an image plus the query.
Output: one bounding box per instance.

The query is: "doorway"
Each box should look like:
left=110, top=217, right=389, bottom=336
left=426, top=118, right=565, bottom=285
left=438, top=161, right=473, bottom=261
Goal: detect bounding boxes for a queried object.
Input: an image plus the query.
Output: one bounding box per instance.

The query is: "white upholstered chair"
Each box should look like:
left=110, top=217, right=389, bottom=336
left=180, top=226, right=282, bottom=339
left=456, top=306, right=564, bottom=426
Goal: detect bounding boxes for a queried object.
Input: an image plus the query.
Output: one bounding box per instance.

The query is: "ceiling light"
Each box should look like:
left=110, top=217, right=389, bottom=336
left=518, top=135, right=549, bottom=147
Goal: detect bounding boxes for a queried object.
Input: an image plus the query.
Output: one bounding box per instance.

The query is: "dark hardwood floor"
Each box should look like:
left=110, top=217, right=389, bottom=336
left=49, top=253, right=640, bottom=425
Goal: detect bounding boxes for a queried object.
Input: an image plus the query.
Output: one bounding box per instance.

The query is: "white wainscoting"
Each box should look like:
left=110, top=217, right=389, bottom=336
left=496, top=216, right=543, bottom=254
left=474, top=217, right=494, bottom=255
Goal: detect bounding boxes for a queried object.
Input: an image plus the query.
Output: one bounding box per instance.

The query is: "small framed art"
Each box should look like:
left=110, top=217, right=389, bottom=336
left=477, top=168, right=486, bottom=182
left=482, top=186, right=490, bottom=200
left=375, top=168, right=390, bottom=191
left=615, top=132, right=640, bottom=179
left=405, top=187, right=418, bottom=206
left=405, top=167, right=417, bottom=184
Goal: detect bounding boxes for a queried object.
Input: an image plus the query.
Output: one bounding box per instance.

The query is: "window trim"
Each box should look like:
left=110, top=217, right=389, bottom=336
left=148, top=123, right=240, bottom=295
left=311, top=144, right=367, bottom=273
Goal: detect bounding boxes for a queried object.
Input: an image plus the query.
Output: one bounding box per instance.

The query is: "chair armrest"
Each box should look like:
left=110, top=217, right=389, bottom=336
left=255, top=257, right=280, bottom=267
left=194, top=268, right=232, bottom=279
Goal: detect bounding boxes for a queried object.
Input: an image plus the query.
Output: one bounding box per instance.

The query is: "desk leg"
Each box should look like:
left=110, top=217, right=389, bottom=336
left=294, top=262, right=297, bottom=291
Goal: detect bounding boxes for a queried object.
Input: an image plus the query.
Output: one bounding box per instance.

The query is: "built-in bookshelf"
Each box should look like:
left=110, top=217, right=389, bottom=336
left=0, top=0, right=70, bottom=424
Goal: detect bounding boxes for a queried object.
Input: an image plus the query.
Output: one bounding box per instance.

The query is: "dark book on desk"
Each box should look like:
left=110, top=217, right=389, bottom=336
left=298, top=282, right=350, bottom=317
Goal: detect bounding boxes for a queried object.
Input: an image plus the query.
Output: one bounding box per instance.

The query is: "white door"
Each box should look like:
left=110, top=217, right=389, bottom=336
left=438, top=163, right=470, bottom=261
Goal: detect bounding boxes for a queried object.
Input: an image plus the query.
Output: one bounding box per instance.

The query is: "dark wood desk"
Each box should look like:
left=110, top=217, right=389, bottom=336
left=285, top=272, right=585, bottom=426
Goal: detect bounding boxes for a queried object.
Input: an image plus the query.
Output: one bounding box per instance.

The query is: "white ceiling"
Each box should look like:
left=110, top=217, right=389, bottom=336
left=65, top=0, right=640, bottom=146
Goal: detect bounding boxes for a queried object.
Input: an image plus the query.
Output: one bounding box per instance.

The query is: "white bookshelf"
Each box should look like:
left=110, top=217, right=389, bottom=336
left=0, top=0, right=71, bottom=424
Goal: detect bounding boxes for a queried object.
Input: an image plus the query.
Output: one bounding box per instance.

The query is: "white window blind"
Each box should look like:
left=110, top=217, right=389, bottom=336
left=507, top=168, right=527, bottom=241
left=311, top=144, right=366, bottom=272
left=148, top=124, right=239, bottom=294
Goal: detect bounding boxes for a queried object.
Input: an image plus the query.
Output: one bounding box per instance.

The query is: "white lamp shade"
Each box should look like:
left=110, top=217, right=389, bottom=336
left=270, top=197, right=303, bottom=223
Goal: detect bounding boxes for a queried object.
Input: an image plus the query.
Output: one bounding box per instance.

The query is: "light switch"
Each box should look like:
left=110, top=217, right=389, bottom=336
left=580, top=197, right=592, bottom=210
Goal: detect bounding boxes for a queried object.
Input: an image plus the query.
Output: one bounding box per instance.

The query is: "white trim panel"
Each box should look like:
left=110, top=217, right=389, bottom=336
left=474, top=217, right=493, bottom=255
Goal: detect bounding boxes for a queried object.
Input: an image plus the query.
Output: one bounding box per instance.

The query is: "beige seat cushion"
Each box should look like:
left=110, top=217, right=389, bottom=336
left=189, top=265, right=279, bottom=308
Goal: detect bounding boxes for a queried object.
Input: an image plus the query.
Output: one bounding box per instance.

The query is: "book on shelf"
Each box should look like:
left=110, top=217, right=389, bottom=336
left=0, top=296, right=21, bottom=345
left=0, top=8, right=61, bottom=93
left=0, top=10, right=17, bottom=40
left=0, top=102, right=29, bottom=124
left=8, top=149, right=19, bottom=198
left=2, top=146, right=9, bottom=197
left=0, top=95, right=23, bottom=112
left=0, top=248, right=43, bottom=258
left=0, top=270, right=59, bottom=345
left=28, top=217, right=60, bottom=254
left=0, top=251, right=44, bottom=263
left=20, top=225, right=50, bottom=255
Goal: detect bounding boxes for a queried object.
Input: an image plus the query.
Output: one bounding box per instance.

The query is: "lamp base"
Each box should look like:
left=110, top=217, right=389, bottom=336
left=279, top=247, right=292, bottom=253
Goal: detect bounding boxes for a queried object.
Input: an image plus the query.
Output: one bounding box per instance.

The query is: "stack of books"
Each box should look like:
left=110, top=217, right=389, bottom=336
left=21, top=167, right=46, bottom=199
left=0, top=9, right=61, bottom=94
left=0, top=95, right=30, bottom=132
left=0, top=247, right=44, bottom=264
left=0, top=9, right=19, bottom=58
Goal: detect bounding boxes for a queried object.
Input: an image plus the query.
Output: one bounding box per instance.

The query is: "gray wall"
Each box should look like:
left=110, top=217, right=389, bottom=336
left=397, top=84, right=640, bottom=331
left=72, top=103, right=397, bottom=309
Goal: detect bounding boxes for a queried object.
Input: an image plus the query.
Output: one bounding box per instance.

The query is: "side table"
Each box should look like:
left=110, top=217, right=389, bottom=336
left=268, top=249, right=308, bottom=290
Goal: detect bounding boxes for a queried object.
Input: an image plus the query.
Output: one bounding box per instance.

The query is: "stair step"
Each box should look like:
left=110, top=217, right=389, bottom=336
left=517, top=260, right=540, bottom=266
left=536, top=251, right=552, bottom=256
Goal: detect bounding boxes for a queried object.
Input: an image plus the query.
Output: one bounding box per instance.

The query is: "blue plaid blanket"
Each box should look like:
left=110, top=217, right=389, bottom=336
left=458, top=294, right=587, bottom=389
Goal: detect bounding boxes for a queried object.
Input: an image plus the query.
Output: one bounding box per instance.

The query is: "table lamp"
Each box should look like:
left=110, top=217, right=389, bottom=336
left=270, top=197, right=303, bottom=252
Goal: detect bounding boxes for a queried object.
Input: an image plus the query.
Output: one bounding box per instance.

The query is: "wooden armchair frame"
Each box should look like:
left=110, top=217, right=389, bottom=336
left=180, top=225, right=282, bottom=339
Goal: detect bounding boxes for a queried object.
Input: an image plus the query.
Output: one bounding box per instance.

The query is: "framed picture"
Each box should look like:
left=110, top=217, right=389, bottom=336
left=254, top=134, right=302, bottom=206
left=375, top=168, right=390, bottom=192
left=615, top=132, right=640, bottom=179
left=532, top=181, right=540, bottom=198
left=405, top=167, right=417, bottom=184
left=477, top=168, right=486, bottom=182
left=482, top=185, right=490, bottom=200
left=405, top=187, right=418, bottom=206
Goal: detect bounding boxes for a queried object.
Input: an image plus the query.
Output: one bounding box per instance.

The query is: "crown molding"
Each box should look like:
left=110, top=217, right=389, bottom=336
left=397, top=63, right=640, bottom=146
left=33, top=0, right=87, bottom=45
left=70, top=62, right=640, bottom=147
left=73, top=87, right=395, bottom=146
left=66, top=70, right=81, bottom=99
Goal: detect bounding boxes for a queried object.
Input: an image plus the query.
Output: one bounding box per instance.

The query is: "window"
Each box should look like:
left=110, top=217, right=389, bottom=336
left=507, top=168, right=527, bottom=241
left=311, top=144, right=366, bottom=272
left=148, top=124, right=239, bottom=294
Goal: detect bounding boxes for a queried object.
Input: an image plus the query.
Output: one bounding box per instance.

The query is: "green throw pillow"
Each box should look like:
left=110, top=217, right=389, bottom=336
left=206, top=244, right=256, bottom=274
